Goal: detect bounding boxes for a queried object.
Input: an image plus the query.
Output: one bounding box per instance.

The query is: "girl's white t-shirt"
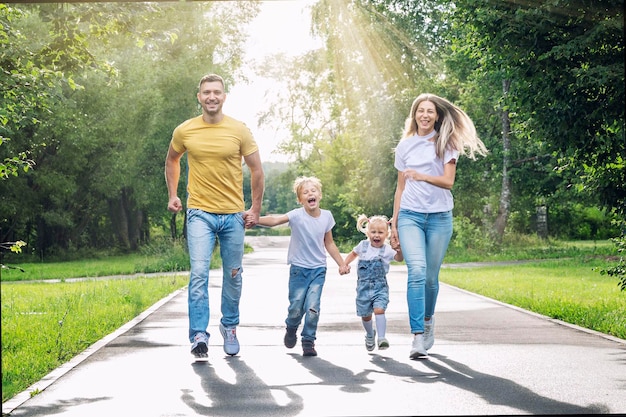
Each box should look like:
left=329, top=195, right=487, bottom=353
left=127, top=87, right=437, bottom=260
left=352, top=240, right=397, bottom=274
left=394, top=130, right=459, bottom=213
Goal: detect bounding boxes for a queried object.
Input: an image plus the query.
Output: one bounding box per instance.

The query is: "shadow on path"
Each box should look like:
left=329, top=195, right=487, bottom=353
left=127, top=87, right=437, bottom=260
left=422, top=353, right=610, bottom=414
left=184, top=357, right=302, bottom=417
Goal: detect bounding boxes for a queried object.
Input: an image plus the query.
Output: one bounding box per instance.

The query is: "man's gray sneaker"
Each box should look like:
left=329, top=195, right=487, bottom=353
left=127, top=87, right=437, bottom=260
left=219, top=323, right=240, bottom=356
left=191, top=332, right=208, bottom=358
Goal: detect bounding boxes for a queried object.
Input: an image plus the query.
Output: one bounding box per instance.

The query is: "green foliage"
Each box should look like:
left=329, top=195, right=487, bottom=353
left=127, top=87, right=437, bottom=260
left=444, top=0, right=625, bottom=217
left=2, top=0, right=624, bottom=261
left=450, top=216, right=495, bottom=253
left=599, top=232, right=626, bottom=291
left=1, top=2, right=260, bottom=257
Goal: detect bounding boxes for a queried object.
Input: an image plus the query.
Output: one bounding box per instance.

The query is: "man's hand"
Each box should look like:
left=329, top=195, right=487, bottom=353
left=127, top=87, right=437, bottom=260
left=168, top=196, right=183, bottom=213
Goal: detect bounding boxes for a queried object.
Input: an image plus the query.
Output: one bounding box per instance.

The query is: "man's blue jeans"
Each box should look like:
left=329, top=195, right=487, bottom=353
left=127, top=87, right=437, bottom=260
left=397, top=209, right=453, bottom=334
left=286, top=265, right=326, bottom=342
left=186, top=209, right=245, bottom=342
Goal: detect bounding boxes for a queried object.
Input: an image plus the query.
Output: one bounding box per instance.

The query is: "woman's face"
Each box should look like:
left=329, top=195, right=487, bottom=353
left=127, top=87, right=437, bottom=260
left=414, top=100, right=438, bottom=136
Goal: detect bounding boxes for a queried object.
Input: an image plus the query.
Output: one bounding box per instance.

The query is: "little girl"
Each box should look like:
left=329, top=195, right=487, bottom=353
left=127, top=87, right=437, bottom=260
left=342, top=214, right=403, bottom=351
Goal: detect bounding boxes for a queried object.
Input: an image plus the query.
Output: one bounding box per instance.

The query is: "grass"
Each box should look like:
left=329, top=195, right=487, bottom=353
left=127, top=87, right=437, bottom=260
left=0, top=240, right=252, bottom=282
left=1, top=275, right=189, bottom=402
left=440, top=258, right=626, bottom=340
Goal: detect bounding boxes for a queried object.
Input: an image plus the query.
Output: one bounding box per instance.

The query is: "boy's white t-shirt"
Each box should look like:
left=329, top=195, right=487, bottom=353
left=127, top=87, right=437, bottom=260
left=286, top=207, right=336, bottom=269
left=352, top=240, right=397, bottom=274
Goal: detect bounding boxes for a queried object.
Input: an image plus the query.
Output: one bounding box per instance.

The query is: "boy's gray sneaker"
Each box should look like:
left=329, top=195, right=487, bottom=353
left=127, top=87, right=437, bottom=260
left=191, top=332, right=208, bottom=358
left=219, top=323, right=240, bottom=356
left=302, top=340, right=317, bottom=357
left=284, top=326, right=297, bottom=348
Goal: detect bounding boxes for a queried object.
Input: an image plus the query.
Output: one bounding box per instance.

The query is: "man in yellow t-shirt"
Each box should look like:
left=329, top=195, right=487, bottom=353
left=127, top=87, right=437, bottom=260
left=165, top=73, right=265, bottom=359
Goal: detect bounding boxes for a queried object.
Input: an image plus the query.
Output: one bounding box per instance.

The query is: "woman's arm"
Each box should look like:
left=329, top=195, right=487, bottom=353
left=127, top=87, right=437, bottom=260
left=401, top=159, right=457, bottom=190
left=390, top=171, right=405, bottom=249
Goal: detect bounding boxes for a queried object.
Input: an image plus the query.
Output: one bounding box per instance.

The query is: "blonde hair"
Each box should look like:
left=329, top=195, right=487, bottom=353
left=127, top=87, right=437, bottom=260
left=402, top=93, right=488, bottom=160
left=293, top=176, right=323, bottom=196
left=356, top=214, right=391, bottom=241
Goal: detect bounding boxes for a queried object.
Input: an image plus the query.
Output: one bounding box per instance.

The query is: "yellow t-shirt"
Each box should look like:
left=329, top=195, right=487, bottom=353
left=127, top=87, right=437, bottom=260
left=170, top=115, right=258, bottom=214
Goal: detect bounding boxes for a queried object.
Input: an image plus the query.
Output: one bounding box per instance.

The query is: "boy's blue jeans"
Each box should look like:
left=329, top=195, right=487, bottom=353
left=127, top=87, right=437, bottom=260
left=286, top=265, right=326, bottom=342
left=397, top=209, right=453, bottom=334
left=186, top=209, right=245, bottom=342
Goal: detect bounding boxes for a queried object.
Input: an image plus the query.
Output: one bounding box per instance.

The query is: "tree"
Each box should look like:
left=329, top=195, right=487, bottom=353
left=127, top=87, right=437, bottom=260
left=444, top=0, right=624, bottom=238
left=0, top=1, right=260, bottom=256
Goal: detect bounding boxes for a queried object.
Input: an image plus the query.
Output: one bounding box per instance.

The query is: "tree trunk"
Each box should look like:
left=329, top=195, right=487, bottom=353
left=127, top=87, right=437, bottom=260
left=494, top=79, right=512, bottom=241
left=109, top=196, right=130, bottom=251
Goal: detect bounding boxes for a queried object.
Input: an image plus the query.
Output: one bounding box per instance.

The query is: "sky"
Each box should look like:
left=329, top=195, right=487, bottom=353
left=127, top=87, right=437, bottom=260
left=224, top=0, right=321, bottom=163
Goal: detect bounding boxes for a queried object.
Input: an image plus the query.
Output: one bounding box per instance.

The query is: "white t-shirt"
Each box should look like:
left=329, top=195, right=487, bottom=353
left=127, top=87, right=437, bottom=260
left=286, top=207, right=336, bottom=269
left=352, top=240, right=397, bottom=274
left=394, top=130, right=459, bottom=213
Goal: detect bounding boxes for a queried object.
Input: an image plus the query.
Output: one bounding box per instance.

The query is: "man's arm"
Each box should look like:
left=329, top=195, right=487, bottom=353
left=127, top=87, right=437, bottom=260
left=243, top=150, right=265, bottom=228
left=165, top=144, right=184, bottom=213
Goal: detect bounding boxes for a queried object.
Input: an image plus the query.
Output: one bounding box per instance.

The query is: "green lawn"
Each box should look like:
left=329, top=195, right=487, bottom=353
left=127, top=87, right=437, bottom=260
left=440, top=258, right=626, bottom=339
left=2, top=275, right=189, bottom=402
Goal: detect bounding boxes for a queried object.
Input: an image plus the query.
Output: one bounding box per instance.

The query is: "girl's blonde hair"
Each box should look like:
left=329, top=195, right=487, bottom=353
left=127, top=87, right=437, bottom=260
left=402, top=93, right=488, bottom=160
left=356, top=214, right=391, bottom=238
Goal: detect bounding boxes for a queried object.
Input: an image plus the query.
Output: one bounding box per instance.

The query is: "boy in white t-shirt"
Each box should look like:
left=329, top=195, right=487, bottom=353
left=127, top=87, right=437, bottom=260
left=258, top=176, right=347, bottom=357
left=342, top=215, right=403, bottom=351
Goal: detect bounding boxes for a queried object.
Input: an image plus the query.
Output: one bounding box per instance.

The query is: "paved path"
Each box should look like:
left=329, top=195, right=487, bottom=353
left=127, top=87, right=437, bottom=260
left=3, top=237, right=625, bottom=416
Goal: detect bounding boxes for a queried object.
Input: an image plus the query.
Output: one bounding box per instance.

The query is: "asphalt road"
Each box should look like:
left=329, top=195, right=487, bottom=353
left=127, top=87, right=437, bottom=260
left=3, top=236, right=625, bottom=416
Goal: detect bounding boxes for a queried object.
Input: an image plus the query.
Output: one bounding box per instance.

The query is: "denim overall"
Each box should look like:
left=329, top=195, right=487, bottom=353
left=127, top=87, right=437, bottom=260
left=355, top=241, right=390, bottom=317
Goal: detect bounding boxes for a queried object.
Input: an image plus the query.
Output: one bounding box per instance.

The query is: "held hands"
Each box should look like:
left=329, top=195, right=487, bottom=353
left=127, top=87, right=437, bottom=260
left=339, top=264, right=351, bottom=275
left=243, top=209, right=260, bottom=229
left=390, top=232, right=401, bottom=251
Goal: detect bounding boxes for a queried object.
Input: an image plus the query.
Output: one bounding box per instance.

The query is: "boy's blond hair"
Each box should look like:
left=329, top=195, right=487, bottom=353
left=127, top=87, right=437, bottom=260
left=293, top=176, right=323, bottom=196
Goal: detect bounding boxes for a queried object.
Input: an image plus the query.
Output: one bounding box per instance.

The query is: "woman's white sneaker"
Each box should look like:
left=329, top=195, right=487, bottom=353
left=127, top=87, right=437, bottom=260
left=410, top=333, right=427, bottom=359
left=423, top=317, right=435, bottom=350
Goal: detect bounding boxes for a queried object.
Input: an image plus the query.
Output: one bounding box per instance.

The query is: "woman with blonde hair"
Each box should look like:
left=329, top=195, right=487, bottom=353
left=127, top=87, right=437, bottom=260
left=390, top=93, right=487, bottom=359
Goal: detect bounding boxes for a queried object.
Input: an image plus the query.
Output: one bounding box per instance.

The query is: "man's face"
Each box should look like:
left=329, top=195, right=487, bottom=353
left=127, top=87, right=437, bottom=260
left=197, top=81, right=225, bottom=116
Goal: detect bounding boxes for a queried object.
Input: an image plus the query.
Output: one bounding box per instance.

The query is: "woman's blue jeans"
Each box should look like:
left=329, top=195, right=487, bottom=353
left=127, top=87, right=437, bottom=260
left=286, top=265, right=326, bottom=342
left=186, top=209, right=245, bottom=342
left=397, top=209, right=453, bottom=334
